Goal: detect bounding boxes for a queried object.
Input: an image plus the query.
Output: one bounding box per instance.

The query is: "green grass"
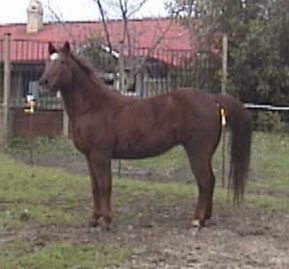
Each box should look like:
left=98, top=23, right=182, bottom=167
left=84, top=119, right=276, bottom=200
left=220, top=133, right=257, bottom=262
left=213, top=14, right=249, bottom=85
left=1, top=132, right=289, bottom=268
left=0, top=156, right=132, bottom=268
left=0, top=155, right=89, bottom=229
left=3, top=131, right=289, bottom=197
left=248, top=132, right=289, bottom=197
left=5, top=136, right=75, bottom=155
left=0, top=240, right=131, bottom=269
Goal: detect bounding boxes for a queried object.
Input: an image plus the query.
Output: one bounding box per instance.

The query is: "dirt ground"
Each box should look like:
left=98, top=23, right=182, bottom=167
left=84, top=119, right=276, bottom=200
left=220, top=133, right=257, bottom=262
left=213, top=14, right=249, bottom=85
left=8, top=152, right=289, bottom=269
left=13, top=203, right=289, bottom=269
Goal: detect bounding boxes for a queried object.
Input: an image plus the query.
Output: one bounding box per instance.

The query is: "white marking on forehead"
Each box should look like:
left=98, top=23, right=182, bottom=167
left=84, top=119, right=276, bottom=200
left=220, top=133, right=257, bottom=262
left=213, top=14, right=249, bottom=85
left=50, top=53, right=60, bottom=61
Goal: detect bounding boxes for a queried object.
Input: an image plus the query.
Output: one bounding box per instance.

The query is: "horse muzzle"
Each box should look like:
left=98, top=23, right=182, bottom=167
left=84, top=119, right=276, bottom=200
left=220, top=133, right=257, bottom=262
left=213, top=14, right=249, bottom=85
left=38, top=78, right=59, bottom=93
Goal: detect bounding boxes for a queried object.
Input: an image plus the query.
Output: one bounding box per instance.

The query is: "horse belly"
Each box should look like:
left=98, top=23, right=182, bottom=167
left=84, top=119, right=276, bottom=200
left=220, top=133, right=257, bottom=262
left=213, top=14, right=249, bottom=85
left=113, top=128, right=178, bottom=159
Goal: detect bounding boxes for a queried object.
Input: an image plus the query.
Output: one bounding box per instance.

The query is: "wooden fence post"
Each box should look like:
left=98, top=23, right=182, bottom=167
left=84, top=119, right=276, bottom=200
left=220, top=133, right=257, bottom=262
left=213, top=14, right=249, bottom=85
left=221, top=33, right=228, bottom=188
left=118, top=42, right=125, bottom=94
left=221, top=33, right=228, bottom=94
left=63, top=108, right=69, bottom=137
left=117, top=42, right=125, bottom=177
left=1, top=33, right=12, bottom=147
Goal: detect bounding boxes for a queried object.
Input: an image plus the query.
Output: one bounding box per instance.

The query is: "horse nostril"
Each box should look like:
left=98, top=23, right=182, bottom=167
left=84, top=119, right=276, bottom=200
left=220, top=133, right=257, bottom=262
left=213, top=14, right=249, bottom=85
left=39, top=79, right=48, bottom=86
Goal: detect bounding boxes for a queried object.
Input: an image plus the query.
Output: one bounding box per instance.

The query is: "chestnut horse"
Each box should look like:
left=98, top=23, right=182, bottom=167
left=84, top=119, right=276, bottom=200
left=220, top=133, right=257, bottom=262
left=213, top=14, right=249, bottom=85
left=39, top=42, right=252, bottom=229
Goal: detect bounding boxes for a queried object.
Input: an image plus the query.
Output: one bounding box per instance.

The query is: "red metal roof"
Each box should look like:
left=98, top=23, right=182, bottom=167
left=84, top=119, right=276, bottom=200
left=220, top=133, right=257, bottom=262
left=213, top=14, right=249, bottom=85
left=0, top=18, right=193, bottom=63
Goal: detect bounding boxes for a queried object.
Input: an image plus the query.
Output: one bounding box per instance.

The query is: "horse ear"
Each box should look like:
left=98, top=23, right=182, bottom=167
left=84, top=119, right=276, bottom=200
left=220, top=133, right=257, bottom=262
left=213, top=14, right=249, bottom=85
left=63, top=41, right=71, bottom=55
left=48, top=42, right=56, bottom=55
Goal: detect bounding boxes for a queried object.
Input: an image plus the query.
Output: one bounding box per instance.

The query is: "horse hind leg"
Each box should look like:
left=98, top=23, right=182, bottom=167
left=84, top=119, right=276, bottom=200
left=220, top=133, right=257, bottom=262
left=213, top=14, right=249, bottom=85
left=185, top=146, right=215, bottom=228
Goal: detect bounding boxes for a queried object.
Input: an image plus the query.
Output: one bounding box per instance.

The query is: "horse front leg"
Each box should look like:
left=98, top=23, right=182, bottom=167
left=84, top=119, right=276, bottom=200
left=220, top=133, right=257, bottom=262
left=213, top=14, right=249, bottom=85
left=88, top=152, right=112, bottom=230
left=86, top=157, right=102, bottom=227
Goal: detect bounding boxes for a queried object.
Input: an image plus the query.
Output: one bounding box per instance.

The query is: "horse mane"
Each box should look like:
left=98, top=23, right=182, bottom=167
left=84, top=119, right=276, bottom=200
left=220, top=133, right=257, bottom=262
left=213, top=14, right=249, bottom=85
left=69, top=52, right=110, bottom=91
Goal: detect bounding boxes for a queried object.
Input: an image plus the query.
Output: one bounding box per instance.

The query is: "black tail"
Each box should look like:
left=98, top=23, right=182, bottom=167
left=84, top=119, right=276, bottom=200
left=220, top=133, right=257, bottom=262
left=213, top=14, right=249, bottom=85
left=215, top=94, right=253, bottom=202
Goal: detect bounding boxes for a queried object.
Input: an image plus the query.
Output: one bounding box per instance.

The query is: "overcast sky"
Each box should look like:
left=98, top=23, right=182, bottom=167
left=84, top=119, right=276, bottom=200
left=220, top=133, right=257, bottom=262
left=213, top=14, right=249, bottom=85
left=0, top=0, right=167, bottom=24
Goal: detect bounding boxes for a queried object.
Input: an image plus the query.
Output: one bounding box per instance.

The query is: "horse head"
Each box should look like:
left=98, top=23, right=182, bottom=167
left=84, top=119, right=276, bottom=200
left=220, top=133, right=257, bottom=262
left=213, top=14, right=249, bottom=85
left=39, top=41, right=73, bottom=92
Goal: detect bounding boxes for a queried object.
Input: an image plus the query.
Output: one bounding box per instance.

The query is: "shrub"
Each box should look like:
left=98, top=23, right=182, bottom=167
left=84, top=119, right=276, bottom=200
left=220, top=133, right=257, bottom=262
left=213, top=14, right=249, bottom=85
left=256, top=111, right=285, bottom=132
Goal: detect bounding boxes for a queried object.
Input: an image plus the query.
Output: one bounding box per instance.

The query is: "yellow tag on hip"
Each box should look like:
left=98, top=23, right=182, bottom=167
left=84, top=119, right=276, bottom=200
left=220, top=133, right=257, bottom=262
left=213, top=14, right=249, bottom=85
left=221, top=108, right=226, bottom=127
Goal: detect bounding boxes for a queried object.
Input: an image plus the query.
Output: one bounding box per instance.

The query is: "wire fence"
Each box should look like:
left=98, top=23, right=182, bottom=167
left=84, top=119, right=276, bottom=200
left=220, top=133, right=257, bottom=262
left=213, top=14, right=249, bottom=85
left=1, top=38, right=221, bottom=107
left=1, top=37, right=289, bottom=210
left=1, top=37, right=289, bottom=140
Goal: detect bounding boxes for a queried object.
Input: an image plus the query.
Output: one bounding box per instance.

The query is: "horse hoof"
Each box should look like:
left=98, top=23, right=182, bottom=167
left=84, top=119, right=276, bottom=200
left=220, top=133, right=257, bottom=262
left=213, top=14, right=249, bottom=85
left=191, top=219, right=201, bottom=228
left=104, top=224, right=111, bottom=231
left=89, top=218, right=100, bottom=228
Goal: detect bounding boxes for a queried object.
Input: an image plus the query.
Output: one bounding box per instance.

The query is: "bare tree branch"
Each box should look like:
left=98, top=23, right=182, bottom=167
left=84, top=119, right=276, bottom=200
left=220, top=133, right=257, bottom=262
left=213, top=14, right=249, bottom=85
left=131, top=18, right=176, bottom=75
left=118, top=0, right=132, bottom=55
left=45, top=1, right=76, bottom=42
left=127, top=0, right=148, bottom=17
left=91, top=0, right=175, bottom=91
left=92, top=0, right=113, bottom=53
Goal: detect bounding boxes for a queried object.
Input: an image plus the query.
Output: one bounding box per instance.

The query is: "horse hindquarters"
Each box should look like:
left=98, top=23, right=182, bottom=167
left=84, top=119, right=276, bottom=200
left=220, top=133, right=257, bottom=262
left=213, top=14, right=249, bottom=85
left=185, top=149, right=216, bottom=227
left=184, top=117, right=221, bottom=227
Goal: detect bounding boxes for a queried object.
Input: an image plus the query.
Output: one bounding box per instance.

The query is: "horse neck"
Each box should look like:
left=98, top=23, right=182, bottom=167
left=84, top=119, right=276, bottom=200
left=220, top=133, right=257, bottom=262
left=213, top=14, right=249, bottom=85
left=61, top=66, right=112, bottom=122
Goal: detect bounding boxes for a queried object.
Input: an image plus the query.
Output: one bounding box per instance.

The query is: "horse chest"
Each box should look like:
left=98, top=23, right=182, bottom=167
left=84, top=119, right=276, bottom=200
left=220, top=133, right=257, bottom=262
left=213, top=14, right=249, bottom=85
left=71, top=119, right=112, bottom=154
left=71, top=120, right=93, bottom=153
left=71, top=126, right=86, bottom=153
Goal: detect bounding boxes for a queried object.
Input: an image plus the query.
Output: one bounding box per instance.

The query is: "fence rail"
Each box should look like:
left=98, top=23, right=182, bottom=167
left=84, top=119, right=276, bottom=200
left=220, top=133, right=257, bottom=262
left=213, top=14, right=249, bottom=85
left=245, top=103, right=289, bottom=111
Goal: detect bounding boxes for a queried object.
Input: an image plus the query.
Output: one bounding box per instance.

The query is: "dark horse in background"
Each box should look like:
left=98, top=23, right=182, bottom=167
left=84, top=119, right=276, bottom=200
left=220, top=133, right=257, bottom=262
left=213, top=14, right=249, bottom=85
left=39, top=42, right=252, bottom=230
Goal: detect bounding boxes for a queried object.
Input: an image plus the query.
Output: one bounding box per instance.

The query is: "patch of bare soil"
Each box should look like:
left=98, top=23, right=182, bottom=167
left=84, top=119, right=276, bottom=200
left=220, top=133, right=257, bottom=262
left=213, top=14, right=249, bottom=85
left=5, top=203, right=288, bottom=269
